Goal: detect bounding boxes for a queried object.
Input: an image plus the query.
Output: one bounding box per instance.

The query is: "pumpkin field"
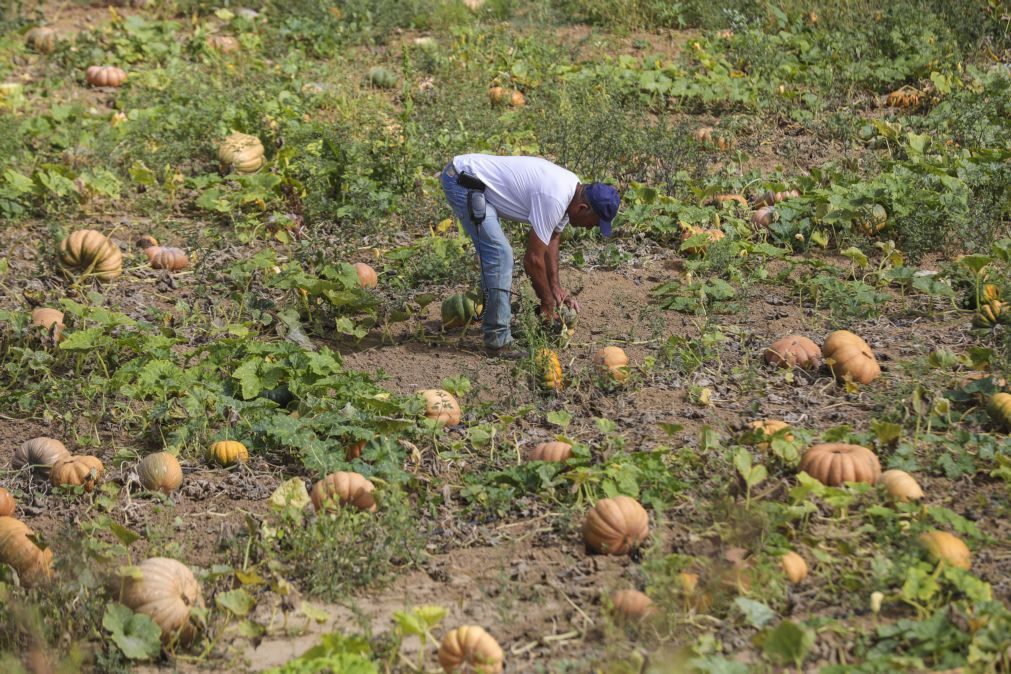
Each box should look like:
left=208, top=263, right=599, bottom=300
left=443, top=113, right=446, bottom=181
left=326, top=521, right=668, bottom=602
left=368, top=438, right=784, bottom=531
left=2, top=0, right=1011, bottom=672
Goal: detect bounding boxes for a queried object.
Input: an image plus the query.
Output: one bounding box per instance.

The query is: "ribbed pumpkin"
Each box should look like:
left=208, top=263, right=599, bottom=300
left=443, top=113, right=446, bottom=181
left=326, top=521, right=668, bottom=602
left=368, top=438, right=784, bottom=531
left=50, top=455, right=104, bottom=491
left=85, top=65, right=127, bottom=87
left=528, top=441, right=572, bottom=462
left=206, top=34, right=240, bottom=53
left=610, top=589, right=655, bottom=621
left=352, top=262, right=378, bottom=289
left=799, top=443, right=881, bottom=486
left=207, top=441, right=248, bottom=467
left=488, top=86, right=509, bottom=105
left=26, top=26, right=58, bottom=53
left=441, top=292, right=482, bottom=328
left=218, top=132, right=265, bottom=174
left=592, top=346, right=629, bottom=383
left=823, top=330, right=880, bottom=384
left=781, top=551, right=808, bottom=584
left=345, top=440, right=366, bottom=461
left=13, top=437, right=70, bottom=472
left=706, top=193, right=748, bottom=208
left=310, top=472, right=377, bottom=513
left=0, top=517, right=53, bottom=586
left=419, top=389, right=461, bottom=426
left=753, top=189, right=800, bottom=207
left=59, top=229, right=123, bottom=281
left=987, top=392, right=1011, bottom=430
left=878, top=469, right=924, bottom=502
left=536, top=349, right=563, bottom=390
left=147, top=246, right=189, bottom=271
left=582, top=496, right=649, bottom=555
left=680, top=226, right=725, bottom=255
left=693, top=127, right=730, bottom=151
left=764, top=335, right=821, bottom=370
left=857, top=204, right=888, bottom=236
left=0, top=488, right=15, bottom=517
left=918, top=531, right=970, bottom=570
left=438, top=625, right=504, bottom=674
left=974, top=299, right=1007, bottom=328
left=120, top=557, right=204, bottom=644
left=137, top=452, right=183, bottom=494
left=982, top=283, right=1002, bottom=302
left=886, top=87, right=921, bottom=109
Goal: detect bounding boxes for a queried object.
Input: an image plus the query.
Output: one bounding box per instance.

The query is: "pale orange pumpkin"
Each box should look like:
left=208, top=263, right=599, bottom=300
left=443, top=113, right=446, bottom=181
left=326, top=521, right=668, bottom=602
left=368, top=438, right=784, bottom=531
left=85, top=65, right=127, bottom=88
left=610, top=589, right=655, bottom=621
left=26, top=27, right=59, bottom=53
left=680, top=226, right=725, bottom=255
left=0, top=516, right=53, bottom=586
left=438, top=625, right=504, bottom=674
left=528, top=441, right=573, bottom=462
left=120, top=557, right=205, bottom=644
left=0, top=488, right=14, bottom=517
left=918, top=531, right=970, bottom=570
left=823, top=330, right=880, bottom=384
left=50, top=455, right=104, bottom=491
left=207, top=441, right=248, bottom=466
left=311, top=472, right=377, bottom=512
left=218, top=132, right=265, bottom=174
left=582, top=496, right=649, bottom=555
left=878, top=469, right=924, bottom=502
left=59, top=229, right=123, bottom=281
left=745, top=420, right=793, bottom=449
left=137, top=452, right=183, bottom=494
left=693, top=127, right=731, bottom=150
left=488, top=86, right=508, bottom=105
left=751, top=206, right=777, bottom=228
left=147, top=246, right=190, bottom=271
left=419, top=389, right=461, bottom=426
left=592, top=346, right=629, bottom=382
left=13, top=437, right=70, bottom=472
left=781, top=551, right=808, bottom=583
left=352, top=262, right=378, bottom=288
left=799, top=443, right=881, bottom=486
left=764, top=335, right=822, bottom=370
left=135, top=234, right=159, bottom=249
left=705, top=193, right=748, bottom=208
left=30, top=308, right=64, bottom=340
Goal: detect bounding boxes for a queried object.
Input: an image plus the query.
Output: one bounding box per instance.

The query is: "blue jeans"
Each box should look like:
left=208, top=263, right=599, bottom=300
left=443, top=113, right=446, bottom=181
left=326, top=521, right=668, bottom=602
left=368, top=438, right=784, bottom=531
left=440, top=163, right=514, bottom=349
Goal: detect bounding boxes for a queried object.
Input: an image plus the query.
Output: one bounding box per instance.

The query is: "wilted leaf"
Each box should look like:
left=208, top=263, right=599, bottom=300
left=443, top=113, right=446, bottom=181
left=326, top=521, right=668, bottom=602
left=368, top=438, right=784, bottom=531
left=269, top=478, right=311, bottom=511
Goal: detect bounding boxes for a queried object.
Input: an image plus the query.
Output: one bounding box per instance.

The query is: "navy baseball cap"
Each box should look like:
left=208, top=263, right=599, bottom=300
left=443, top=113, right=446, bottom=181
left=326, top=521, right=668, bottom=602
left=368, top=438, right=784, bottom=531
left=586, top=182, right=620, bottom=237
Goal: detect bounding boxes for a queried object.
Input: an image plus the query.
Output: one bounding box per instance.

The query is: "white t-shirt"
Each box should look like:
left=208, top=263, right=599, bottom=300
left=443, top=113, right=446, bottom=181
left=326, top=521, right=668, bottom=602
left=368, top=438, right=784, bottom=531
left=452, top=154, right=578, bottom=245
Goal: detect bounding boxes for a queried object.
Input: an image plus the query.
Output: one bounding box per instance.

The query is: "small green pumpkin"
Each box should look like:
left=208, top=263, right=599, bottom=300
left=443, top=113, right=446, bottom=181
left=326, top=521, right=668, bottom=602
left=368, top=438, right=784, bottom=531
left=367, top=67, right=398, bottom=89
left=441, top=292, right=482, bottom=328
left=987, top=392, right=1011, bottom=430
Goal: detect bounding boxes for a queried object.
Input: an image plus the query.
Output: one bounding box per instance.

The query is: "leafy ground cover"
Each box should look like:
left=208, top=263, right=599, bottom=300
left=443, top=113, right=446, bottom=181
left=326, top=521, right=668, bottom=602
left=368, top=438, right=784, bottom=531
left=1, top=0, right=1010, bottom=671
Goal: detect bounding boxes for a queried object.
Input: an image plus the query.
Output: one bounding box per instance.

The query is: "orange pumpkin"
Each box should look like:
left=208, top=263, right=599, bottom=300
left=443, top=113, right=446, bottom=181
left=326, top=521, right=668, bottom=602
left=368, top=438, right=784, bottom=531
left=59, top=229, right=123, bottom=281
left=745, top=420, right=793, bottom=449
left=120, top=557, right=205, bottom=644
left=137, top=452, right=183, bottom=494
left=886, top=87, right=921, bottom=109
left=50, top=455, right=104, bottom=491
left=345, top=440, right=367, bottom=460
left=85, top=65, right=127, bottom=88
left=536, top=348, right=563, bottom=390
left=680, top=226, right=725, bottom=255
left=419, top=389, right=461, bottom=426
left=0, top=488, right=15, bottom=517
left=13, top=437, right=70, bottom=472
left=207, top=441, right=248, bottom=466
left=799, top=443, right=881, bottom=486
left=823, top=330, right=880, bottom=384
left=147, top=246, right=189, bottom=271
left=528, top=441, right=572, bottom=462
left=705, top=193, right=748, bottom=208
left=135, top=234, right=158, bottom=249
left=781, top=551, right=808, bottom=583
left=30, top=308, right=64, bottom=340
left=693, top=127, right=731, bottom=151
left=610, top=589, right=655, bottom=621
left=310, top=472, right=377, bottom=513
left=582, top=496, right=649, bottom=555
left=0, top=516, right=53, bottom=586
left=26, top=26, right=59, bottom=53
left=593, top=346, right=629, bottom=382
left=918, top=530, right=970, bottom=570
left=764, top=335, right=822, bottom=370
left=438, top=626, right=504, bottom=674
left=352, top=262, right=378, bottom=289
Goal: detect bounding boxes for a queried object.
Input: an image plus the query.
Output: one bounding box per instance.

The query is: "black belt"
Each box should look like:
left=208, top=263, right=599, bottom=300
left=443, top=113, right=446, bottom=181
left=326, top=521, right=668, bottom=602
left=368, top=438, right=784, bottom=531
left=446, top=162, right=486, bottom=191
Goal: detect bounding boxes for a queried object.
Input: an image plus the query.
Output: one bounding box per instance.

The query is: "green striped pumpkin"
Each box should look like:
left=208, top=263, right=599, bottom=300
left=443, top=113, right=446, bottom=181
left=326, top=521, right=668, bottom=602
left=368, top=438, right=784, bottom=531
left=441, top=292, right=482, bottom=328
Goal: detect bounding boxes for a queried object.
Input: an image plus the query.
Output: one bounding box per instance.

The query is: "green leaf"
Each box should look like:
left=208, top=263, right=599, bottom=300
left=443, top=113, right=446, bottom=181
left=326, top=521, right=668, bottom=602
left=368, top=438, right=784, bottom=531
left=546, top=410, right=572, bottom=428
left=760, top=620, right=814, bottom=666
left=734, top=597, right=776, bottom=628
left=103, top=603, right=162, bottom=660
left=657, top=422, right=684, bottom=436
left=841, top=246, right=869, bottom=268
left=393, top=611, right=426, bottom=637
left=958, top=254, right=992, bottom=276
left=108, top=522, right=141, bottom=546
left=216, top=588, right=256, bottom=617
left=58, top=327, right=104, bottom=351
left=810, top=230, right=829, bottom=248
left=269, top=478, right=311, bottom=511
